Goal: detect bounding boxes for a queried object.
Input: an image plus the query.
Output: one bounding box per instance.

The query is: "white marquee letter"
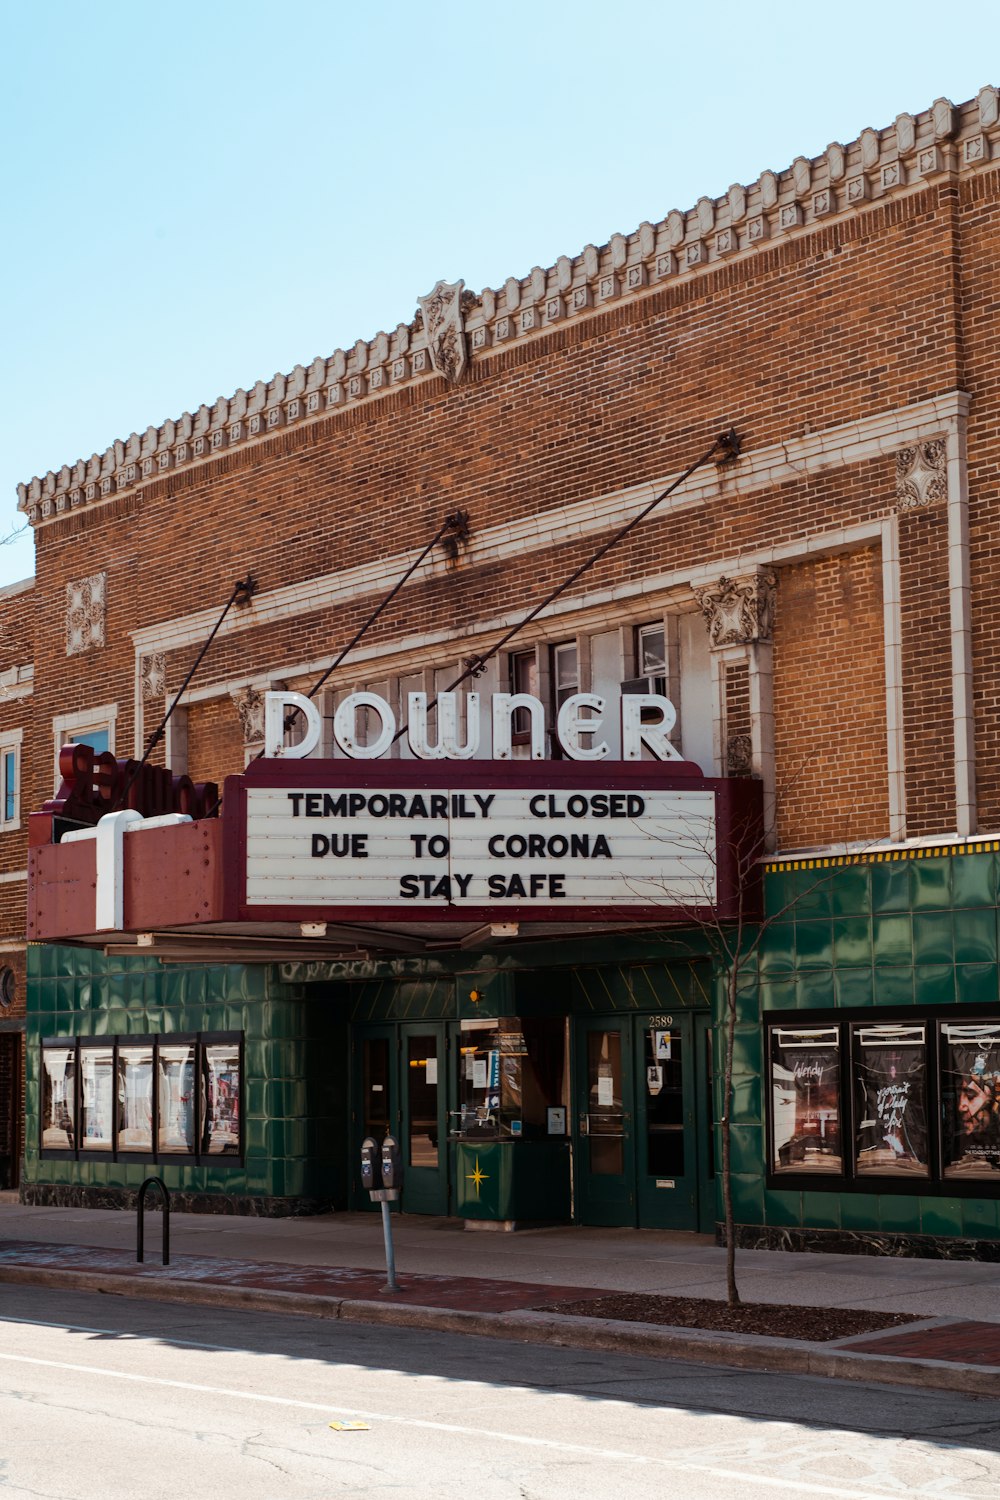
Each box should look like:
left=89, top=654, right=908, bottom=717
left=264, top=691, right=322, bottom=759
left=407, top=692, right=479, bottom=760
left=557, top=693, right=609, bottom=760
left=334, top=691, right=396, bottom=759
left=491, top=693, right=546, bottom=760
left=621, top=694, right=683, bottom=761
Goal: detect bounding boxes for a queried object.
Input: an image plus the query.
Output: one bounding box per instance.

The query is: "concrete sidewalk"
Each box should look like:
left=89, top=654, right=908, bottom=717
left=1, top=1198, right=998, bottom=1396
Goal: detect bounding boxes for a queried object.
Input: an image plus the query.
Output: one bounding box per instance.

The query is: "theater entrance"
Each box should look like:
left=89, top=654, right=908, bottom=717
left=350, top=1022, right=450, bottom=1215
left=573, top=1013, right=714, bottom=1229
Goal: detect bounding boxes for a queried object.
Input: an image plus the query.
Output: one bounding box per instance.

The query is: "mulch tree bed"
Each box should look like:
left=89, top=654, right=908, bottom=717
left=537, top=1293, right=922, bottom=1342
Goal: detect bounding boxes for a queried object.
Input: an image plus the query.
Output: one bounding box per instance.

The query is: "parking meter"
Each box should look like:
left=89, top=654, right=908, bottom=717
left=380, top=1134, right=403, bottom=1193
left=360, top=1136, right=379, bottom=1193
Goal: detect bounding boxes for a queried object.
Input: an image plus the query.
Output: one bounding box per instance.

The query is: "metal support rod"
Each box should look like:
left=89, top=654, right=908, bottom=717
left=393, top=429, right=741, bottom=741
left=136, top=1175, right=170, bottom=1266
left=114, top=575, right=258, bottom=810
left=270, top=510, right=469, bottom=747
left=380, top=1199, right=399, bottom=1292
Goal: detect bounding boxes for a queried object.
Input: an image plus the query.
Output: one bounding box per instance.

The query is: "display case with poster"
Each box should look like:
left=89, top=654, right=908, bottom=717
left=117, top=1043, right=153, bottom=1154
left=852, top=1023, right=929, bottom=1177
left=202, top=1041, right=241, bottom=1155
left=41, top=1043, right=76, bottom=1151
left=157, top=1041, right=196, bottom=1154
left=941, top=1022, right=1000, bottom=1178
left=769, top=1026, right=842, bottom=1173
left=80, top=1044, right=114, bottom=1151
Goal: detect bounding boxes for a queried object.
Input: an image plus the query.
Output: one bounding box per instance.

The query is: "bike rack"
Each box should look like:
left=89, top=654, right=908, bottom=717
left=136, top=1176, right=170, bottom=1265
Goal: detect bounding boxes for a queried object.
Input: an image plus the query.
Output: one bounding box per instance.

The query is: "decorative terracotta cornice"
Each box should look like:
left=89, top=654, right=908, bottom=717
left=16, top=87, right=999, bottom=529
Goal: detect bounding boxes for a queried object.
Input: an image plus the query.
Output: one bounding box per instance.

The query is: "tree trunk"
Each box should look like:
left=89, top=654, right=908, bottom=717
left=721, top=963, right=740, bottom=1306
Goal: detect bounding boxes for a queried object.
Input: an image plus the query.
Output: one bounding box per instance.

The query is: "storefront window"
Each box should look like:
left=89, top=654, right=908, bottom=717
left=852, top=1023, right=929, bottom=1178
left=80, top=1045, right=115, bottom=1151
left=202, top=1042, right=241, bottom=1155
left=157, top=1043, right=197, bottom=1154
left=456, top=1017, right=565, bottom=1142
left=941, top=1023, right=1000, bottom=1179
left=41, top=1045, right=76, bottom=1150
left=769, top=1026, right=842, bottom=1174
left=117, top=1044, right=153, bottom=1154
left=41, top=1033, right=243, bottom=1162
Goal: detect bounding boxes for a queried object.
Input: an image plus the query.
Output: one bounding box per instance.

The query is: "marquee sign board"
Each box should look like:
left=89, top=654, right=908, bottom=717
left=226, top=759, right=763, bottom=925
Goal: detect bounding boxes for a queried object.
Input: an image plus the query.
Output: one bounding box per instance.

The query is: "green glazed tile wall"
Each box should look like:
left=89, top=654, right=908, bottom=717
left=751, top=848, right=1000, bottom=1242
left=25, top=945, right=346, bottom=1204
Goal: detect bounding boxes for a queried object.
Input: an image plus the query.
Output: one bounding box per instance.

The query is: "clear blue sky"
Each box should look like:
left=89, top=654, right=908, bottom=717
left=1, top=1, right=996, bottom=587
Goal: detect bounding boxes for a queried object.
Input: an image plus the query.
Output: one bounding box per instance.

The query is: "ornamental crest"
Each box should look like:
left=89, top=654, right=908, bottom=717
left=694, top=572, right=777, bottom=649
left=417, top=279, right=468, bottom=384
left=896, top=440, right=947, bottom=509
left=66, top=572, right=106, bottom=657
left=232, top=686, right=266, bottom=746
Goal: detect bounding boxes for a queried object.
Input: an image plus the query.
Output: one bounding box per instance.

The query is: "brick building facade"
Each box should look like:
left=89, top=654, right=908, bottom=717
left=4, top=85, right=1000, bottom=1251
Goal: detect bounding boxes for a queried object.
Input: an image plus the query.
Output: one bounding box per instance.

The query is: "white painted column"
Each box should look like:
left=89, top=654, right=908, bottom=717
left=946, top=399, right=975, bottom=837
left=880, top=516, right=907, bottom=842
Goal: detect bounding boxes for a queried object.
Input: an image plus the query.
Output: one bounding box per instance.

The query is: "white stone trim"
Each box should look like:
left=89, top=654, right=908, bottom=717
left=0, top=578, right=33, bottom=600
left=0, top=663, right=33, bottom=703
left=946, top=418, right=976, bottom=836
left=131, top=392, right=967, bottom=672
left=880, top=516, right=907, bottom=842
left=19, top=92, right=994, bottom=529
left=0, top=870, right=27, bottom=885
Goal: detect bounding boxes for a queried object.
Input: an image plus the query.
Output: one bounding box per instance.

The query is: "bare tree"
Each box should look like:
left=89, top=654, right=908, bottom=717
left=0, top=520, right=28, bottom=548
left=645, top=781, right=853, bottom=1307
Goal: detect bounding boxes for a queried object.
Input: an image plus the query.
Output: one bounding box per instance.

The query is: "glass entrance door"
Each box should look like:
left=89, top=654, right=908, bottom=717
left=634, top=1015, right=699, bottom=1230
left=573, top=1018, right=635, bottom=1225
left=573, top=1013, right=708, bottom=1229
left=400, top=1023, right=449, bottom=1215
left=352, top=1022, right=450, bottom=1215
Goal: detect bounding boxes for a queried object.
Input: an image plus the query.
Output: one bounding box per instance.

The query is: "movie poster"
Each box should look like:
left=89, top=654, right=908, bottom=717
left=80, top=1046, right=114, bottom=1152
left=117, top=1045, right=153, bottom=1153
left=41, top=1045, right=76, bottom=1150
left=853, top=1024, right=929, bottom=1176
left=769, top=1027, right=842, bottom=1173
left=157, top=1043, right=196, bottom=1153
left=942, top=1023, right=1000, bottom=1178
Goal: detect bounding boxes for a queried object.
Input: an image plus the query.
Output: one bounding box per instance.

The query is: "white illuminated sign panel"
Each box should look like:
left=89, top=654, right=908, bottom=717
left=244, top=784, right=717, bottom=910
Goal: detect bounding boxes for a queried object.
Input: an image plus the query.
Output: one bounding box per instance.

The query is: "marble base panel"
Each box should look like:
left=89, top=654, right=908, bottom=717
left=20, top=1183, right=333, bottom=1218
left=719, top=1221, right=1000, bottom=1263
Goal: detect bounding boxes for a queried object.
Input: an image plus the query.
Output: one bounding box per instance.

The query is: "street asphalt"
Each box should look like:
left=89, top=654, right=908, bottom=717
left=1, top=1197, right=998, bottom=1395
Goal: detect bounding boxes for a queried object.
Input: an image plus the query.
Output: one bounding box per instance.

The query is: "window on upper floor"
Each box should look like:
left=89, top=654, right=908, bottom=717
left=634, top=621, right=667, bottom=695
left=0, top=732, right=21, bottom=830
left=551, top=641, right=579, bottom=712
left=509, top=648, right=539, bottom=742
left=52, top=705, right=117, bottom=790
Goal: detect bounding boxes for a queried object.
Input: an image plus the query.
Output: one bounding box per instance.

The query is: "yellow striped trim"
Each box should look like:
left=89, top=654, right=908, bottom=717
left=765, top=840, right=1000, bottom=873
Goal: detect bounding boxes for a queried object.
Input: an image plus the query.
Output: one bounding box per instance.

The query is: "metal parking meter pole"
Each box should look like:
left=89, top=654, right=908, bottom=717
left=361, top=1134, right=403, bottom=1293
left=379, top=1198, right=399, bottom=1293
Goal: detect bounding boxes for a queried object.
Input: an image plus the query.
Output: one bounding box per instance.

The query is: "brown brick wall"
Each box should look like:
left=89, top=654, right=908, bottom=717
left=9, top=173, right=997, bottom=871
left=773, top=548, right=890, bottom=850
left=185, top=699, right=246, bottom=791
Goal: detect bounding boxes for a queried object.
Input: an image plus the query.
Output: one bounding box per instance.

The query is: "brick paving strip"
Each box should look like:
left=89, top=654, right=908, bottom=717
left=838, top=1321, right=1000, bottom=1367
left=0, top=1240, right=604, bottom=1313
left=1, top=1240, right=998, bottom=1397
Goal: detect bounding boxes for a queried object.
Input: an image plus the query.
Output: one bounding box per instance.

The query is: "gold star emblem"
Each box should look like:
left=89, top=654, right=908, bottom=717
left=465, top=1156, right=489, bottom=1196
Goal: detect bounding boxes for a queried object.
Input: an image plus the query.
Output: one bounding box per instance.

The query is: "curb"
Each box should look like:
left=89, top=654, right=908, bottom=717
left=1, top=1263, right=997, bottom=1397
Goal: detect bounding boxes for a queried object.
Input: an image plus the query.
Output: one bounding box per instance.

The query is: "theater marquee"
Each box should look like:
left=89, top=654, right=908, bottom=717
left=230, top=759, right=761, bottom=925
